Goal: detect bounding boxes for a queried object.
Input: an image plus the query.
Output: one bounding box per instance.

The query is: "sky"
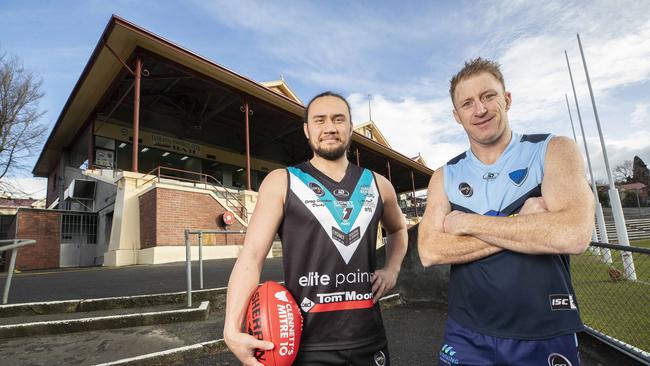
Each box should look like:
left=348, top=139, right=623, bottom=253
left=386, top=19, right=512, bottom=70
left=1, top=0, right=649, bottom=198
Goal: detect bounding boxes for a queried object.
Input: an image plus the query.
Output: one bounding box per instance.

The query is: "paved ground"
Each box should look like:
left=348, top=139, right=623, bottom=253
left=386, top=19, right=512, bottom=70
left=1, top=259, right=645, bottom=365
left=1, top=257, right=283, bottom=303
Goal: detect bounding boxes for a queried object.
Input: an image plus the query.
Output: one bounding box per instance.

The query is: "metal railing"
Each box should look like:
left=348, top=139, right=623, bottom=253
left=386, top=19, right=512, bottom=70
left=183, top=229, right=245, bottom=307
left=1, top=239, right=36, bottom=304
left=141, top=166, right=249, bottom=222
left=572, top=241, right=650, bottom=364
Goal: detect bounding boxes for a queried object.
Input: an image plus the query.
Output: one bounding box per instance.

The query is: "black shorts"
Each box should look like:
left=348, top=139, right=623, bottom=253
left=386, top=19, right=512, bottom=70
left=294, top=342, right=389, bottom=366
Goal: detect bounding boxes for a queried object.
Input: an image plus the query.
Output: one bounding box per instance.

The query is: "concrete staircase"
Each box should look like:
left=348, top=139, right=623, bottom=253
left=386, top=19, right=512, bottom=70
left=0, top=287, right=401, bottom=366
left=596, top=218, right=650, bottom=242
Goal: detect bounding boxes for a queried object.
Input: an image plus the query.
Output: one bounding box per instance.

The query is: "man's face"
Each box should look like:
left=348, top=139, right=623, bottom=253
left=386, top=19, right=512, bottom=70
left=304, top=96, right=352, bottom=160
left=452, top=72, right=512, bottom=146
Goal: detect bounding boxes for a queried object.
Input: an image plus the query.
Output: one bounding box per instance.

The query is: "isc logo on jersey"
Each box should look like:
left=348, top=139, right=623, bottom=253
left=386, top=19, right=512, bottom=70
left=549, top=294, right=577, bottom=311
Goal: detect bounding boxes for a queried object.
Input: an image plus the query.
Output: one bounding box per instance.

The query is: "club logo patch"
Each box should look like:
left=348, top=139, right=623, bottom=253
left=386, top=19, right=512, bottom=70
left=550, top=294, right=577, bottom=311
left=548, top=353, right=572, bottom=366
left=373, top=350, right=386, bottom=366
left=509, top=168, right=528, bottom=186
left=458, top=182, right=473, bottom=197
left=483, top=172, right=499, bottom=180
left=309, top=182, right=324, bottom=197
left=333, top=188, right=350, bottom=197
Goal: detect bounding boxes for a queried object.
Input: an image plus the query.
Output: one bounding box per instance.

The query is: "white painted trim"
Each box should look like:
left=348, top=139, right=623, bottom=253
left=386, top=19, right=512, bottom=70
left=0, top=301, right=209, bottom=330
left=95, top=339, right=225, bottom=366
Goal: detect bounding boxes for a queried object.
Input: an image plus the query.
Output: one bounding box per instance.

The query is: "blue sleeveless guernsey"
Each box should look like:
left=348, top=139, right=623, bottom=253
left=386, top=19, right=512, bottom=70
left=279, top=161, right=386, bottom=351
left=443, top=132, right=583, bottom=339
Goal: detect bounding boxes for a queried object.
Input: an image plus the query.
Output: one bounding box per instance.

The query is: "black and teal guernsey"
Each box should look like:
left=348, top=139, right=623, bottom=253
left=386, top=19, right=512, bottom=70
left=279, top=161, right=386, bottom=351
left=443, top=132, right=584, bottom=339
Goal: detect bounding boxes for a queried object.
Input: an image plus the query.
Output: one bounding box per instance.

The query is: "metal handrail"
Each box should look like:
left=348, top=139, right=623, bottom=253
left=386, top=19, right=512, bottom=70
left=1, top=239, right=36, bottom=304
left=184, top=229, right=246, bottom=307
left=139, top=166, right=249, bottom=222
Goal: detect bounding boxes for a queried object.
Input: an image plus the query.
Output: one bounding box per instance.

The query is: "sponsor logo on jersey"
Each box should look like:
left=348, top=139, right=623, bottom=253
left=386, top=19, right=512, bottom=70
left=439, top=344, right=459, bottom=365
left=550, top=294, right=577, bottom=311
left=333, top=188, right=350, bottom=197
left=374, top=350, right=386, bottom=366
left=459, top=182, right=473, bottom=197
left=300, top=297, right=315, bottom=312
left=547, top=353, right=572, bottom=366
left=508, top=167, right=529, bottom=186
left=483, top=172, right=499, bottom=180
left=332, top=226, right=361, bottom=246
left=309, top=182, right=324, bottom=197
left=301, top=290, right=373, bottom=313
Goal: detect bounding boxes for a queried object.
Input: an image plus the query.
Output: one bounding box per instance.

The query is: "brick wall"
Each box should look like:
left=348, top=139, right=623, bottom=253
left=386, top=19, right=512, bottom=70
left=13, top=209, right=61, bottom=270
left=139, top=188, right=245, bottom=248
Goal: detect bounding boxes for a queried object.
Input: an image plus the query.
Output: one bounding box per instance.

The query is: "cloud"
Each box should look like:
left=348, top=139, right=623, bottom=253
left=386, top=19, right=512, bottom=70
left=348, top=93, right=466, bottom=170
left=1, top=177, right=47, bottom=199
left=630, top=103, right=650, bottom=128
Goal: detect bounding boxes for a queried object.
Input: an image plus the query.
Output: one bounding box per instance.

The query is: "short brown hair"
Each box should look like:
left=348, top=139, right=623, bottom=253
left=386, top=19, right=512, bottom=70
left=449, top=58, right=505, bottom=105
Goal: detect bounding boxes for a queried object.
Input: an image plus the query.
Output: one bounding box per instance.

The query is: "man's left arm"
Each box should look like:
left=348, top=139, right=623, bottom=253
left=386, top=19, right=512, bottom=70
left=371, top=173, right=408, bottom=302
left=445, top=137, right=595, bottom=255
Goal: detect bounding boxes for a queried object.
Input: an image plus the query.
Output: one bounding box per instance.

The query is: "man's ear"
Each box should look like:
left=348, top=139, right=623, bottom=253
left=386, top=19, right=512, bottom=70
left=303, top=122, right=310, bottom=139
left=505, top=91, right=512, bottom=111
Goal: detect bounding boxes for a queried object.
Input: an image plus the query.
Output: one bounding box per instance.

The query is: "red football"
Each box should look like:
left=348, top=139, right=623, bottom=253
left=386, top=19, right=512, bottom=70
left=245, top=281, right=303, bottom=366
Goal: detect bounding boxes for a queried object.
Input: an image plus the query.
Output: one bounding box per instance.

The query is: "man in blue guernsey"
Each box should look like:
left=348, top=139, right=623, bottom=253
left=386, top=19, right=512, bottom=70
left=224, top=92, right=408, bottom=366
left=418, top=58, right=595, bottom=366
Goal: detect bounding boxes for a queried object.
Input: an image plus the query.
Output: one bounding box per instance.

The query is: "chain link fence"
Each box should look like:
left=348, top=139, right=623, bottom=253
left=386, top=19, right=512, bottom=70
left=572, top=242, right=650, bottom=363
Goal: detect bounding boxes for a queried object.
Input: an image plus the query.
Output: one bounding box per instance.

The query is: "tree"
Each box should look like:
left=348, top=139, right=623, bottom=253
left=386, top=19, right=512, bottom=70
left=0, top=50, right=47, bottom=193
left=613, top=160, right=633, bottom=184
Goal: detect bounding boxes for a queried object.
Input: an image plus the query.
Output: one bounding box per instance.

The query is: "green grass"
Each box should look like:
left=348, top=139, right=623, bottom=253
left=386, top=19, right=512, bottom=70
left=572, top=248, right=650, bottom=353
left=631, top=239, right=650, bottom=249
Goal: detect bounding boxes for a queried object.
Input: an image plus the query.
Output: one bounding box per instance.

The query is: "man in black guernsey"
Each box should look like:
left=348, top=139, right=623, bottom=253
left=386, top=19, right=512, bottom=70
left=418, top=58, right=595, bottom=365
left=224, top=92, right=408, bottom=366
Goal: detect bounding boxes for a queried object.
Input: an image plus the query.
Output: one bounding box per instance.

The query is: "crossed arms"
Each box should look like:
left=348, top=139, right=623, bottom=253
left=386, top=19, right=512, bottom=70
left=417, top=136, right=595, bottom=267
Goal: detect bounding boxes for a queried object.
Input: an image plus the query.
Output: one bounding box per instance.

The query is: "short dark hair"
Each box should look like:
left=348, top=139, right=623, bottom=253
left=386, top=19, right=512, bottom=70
left=449, top=58, right=505, bottom=106
left=304, top=91, right=352, bottom=123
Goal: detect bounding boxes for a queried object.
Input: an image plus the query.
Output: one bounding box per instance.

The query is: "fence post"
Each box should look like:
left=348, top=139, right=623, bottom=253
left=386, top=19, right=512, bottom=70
left=185, top=229, right=192, bottom=307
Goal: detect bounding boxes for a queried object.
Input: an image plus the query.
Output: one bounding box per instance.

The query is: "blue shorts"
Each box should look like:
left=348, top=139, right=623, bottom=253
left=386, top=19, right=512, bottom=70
left=438, top=318, right=580, bottom=366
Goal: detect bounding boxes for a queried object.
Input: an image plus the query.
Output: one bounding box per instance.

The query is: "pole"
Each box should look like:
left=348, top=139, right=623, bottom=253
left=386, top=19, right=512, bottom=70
left=2, top=248, right=17, bottom=304
left=564, top=94, right=578, bottom=143
left=386, top=160, right=392, bottom=182
left=565, top=50, right=611, bottom=263
left=244, top=96, right=252, bottom=191
left=577, top=34, right=635, bottom=279
left=185, top=229, right=192, bottom=307
left=355, top=148, right=360, bottom=166
left=132, top=56, right=141, bottom=173
left=411, top=170, right=418, bottom=217
left=198, top=231, right=203, bottom=290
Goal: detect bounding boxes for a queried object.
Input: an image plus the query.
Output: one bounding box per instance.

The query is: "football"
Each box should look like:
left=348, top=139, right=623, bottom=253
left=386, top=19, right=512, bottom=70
left=245, top=281, right=303, bottom=366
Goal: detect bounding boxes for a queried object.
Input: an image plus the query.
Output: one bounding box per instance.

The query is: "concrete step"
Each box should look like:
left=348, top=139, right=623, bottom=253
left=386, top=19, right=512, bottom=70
left=0, top=306, right=226, bottom=365
left=0, top=301, right=209, bottom=339
left=0, top=287, right=227, bottom=318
